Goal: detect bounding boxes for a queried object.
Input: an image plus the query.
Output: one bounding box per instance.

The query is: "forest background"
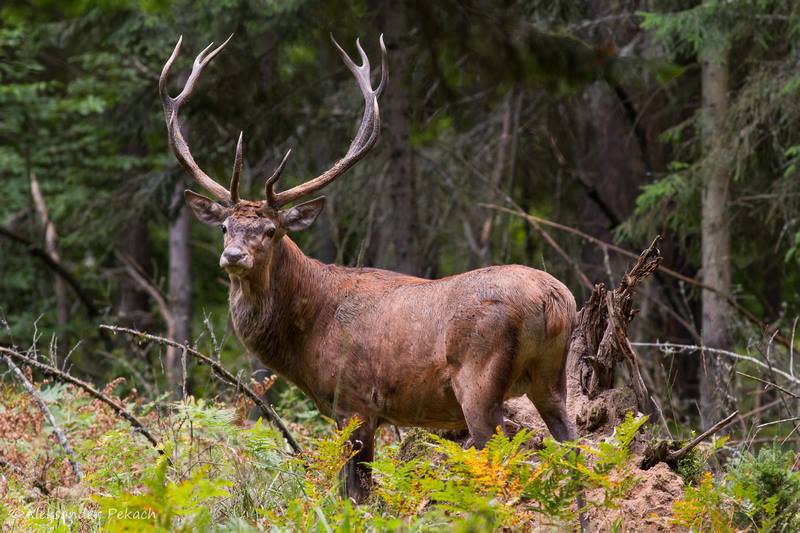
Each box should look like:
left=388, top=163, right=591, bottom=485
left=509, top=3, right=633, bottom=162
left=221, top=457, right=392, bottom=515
left=2, top=0, right=800, bottom=529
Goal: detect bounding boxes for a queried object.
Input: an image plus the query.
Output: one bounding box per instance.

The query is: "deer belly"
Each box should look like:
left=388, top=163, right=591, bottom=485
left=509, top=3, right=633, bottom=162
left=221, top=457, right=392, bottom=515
left=380, top=384, right=466, bottom=429
left=370, top=354, right=466, bottom=428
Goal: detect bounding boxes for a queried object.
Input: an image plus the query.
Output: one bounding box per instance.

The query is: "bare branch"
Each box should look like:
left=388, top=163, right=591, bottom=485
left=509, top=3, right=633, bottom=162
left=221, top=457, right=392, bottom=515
left=633, top=341, right=800, bottom=386
left=117, top=253, right=175, bottom=335
left=641, top=410, right=738, bottom=470
left=738, top=371, right=800, bottom=399
left=758, top=416, right=800, bottom=429
left=1, top=353, right=82, bottom=481
left=0, top=347, right=161, bottom=451
left=99, top=325, right=302, bottom=454
left=0, top=225, right=98, bottom=318
left=667, top=410, right=738, bottom=463
left=30, top=172, right=68, bottom=331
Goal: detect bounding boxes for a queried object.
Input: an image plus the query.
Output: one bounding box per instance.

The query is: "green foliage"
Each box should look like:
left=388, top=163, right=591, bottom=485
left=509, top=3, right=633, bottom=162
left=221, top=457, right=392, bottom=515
left=672, top=434, right=727, bottom=486
left=370, top=413, right=648, bottom=529
left=671, top=471, right=734, bottom=532
left=640, top=2, right=731, bottom=58
left=96, top=443, right=231, bottom=532
left=671, top=443, right=800, bottom=531
left=726, top=445, right=800, bottom=531
left=675, top=448, right=704, bottom=486
left=0, top=372, right=660, bottom=530
left=15, top=372, right=800, bottom=531
left=622, top=0, right=800, bottom=324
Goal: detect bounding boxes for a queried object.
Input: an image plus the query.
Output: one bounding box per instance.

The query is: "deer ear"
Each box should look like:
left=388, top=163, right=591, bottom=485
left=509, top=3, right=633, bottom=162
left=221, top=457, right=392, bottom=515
left=279, top=197, right=326, bottom=232
left=184, top=190, right=229, bottom=225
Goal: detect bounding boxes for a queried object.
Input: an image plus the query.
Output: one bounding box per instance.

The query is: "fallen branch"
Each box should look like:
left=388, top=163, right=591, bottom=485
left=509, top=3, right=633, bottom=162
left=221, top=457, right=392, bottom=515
left=1, top=353, right=82, bottom=482
left=0, top=456, right=50, bottom=495
left=669, top=411, right=738, bottom=463
left=100, top=325, right=302, bottom=454
left=641, top=411, right=738, bottom=470
left=0, top=346, right=160, bottom=451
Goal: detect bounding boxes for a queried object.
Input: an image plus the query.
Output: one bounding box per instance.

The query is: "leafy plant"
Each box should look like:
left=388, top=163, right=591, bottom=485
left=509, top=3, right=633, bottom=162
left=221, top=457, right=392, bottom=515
left=95, top=443, right=231, bottom=532
left=671, top=471, right=734, bottom=532
left=726, top=445, right=800, bottom=531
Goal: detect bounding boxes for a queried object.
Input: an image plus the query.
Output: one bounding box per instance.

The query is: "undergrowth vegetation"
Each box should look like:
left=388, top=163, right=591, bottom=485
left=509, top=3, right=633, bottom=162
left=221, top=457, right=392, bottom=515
left=1, top=375, right=800, bottom=531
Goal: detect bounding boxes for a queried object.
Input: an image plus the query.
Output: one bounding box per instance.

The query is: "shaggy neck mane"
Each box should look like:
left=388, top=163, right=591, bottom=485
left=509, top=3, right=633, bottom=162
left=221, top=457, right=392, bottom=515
left=228, top=236, right=340, bottom=379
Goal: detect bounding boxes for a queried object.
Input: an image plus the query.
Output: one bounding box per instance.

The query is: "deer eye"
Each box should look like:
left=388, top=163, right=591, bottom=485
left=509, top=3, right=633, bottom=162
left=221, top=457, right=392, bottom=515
left=221, top=225, right=227, bottom=234
left=265, top=227, right=275, bottom=238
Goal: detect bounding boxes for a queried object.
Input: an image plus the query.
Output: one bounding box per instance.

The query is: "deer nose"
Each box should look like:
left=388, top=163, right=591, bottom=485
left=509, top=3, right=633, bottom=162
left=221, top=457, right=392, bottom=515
left=220, top=247, right=248, bottom=268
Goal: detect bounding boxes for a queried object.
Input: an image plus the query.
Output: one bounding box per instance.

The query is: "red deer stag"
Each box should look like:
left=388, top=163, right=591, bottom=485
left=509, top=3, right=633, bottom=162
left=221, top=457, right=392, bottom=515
left=160, top=34, right=577, bottom=502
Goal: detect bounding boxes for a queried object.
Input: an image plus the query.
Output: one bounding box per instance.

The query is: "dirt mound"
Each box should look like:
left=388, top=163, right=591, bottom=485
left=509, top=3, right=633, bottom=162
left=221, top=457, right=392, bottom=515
left=587, top=461, right=684, bottom=531
left=503, top=392, right=684, bottom=531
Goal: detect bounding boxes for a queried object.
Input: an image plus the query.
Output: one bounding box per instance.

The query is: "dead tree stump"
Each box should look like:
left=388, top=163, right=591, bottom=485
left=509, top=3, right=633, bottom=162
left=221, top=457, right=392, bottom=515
left=565, top=237, right=662, bottom=434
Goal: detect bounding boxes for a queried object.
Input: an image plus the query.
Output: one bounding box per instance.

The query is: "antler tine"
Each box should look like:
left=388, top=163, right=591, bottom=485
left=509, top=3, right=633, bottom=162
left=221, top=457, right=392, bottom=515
left=376, top=34, right=388, bottom=97
left=160, top=35, right=236, bottom=205
left=264, top=149, right=293, bottom=209
left=331, top=35, right=374, bottom=159
left=230, top=132, right=244, bottom=203
left=158, top=35, right=184, bottom=102
left=269, top=36, right=387, bottom=208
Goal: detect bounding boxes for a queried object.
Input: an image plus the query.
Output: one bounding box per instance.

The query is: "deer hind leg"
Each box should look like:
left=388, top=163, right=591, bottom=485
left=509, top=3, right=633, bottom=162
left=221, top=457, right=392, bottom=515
left=338, top=415, right=376, bottom=504
left=451, top=352, right=512, bottom=449
left=527, top=357, right=575, bottom=442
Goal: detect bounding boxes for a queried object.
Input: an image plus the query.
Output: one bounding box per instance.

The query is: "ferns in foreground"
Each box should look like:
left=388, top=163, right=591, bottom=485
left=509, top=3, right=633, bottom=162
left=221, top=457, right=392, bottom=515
left=7, top=376, right=800, bottom=531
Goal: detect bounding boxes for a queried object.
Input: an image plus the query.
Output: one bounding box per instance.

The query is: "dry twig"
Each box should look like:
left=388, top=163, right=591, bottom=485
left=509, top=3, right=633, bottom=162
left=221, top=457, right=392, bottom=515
left=1, top=352, right=82, bottom=481
left=738, top=371, right=800, bottom=399
left=641, top=410, right=738, bottom=469
left=634, top=342, right=800, bottom=386
left=99, top=325, right=302, bottom=454
left=667, top=411, right=738, bottom=463
left=0, top=346, right=161, bottom=451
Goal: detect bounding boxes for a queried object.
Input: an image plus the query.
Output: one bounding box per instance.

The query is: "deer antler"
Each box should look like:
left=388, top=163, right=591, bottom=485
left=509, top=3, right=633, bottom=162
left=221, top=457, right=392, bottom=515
left=160, top=34, right=387, bottom=210
left=265, top=34, right=387, bottom=209
left=160, top=35, right=240, bottom=205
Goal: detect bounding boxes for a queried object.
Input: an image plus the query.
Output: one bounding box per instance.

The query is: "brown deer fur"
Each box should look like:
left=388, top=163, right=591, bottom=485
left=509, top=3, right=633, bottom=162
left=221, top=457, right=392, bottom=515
left=186, top=198, right=577, bottom=501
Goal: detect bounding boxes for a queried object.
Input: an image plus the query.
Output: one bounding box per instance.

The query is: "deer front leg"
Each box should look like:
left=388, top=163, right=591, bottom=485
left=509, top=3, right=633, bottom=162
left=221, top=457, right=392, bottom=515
left=337, top=415, right=376, bottom=503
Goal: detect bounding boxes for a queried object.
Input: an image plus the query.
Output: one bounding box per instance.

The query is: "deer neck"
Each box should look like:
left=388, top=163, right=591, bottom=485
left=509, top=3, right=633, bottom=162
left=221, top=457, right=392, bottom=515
left=228, top=236, right=336, bottom=376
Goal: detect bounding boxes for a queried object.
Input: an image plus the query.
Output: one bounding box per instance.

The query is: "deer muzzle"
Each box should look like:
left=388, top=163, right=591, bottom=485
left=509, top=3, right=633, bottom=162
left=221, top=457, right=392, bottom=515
left=220, top=246, right=253, bottom=271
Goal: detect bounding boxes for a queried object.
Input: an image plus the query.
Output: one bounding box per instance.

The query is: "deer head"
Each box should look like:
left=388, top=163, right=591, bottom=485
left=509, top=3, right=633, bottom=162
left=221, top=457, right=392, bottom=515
left=159, top=34, right=387, bottom=275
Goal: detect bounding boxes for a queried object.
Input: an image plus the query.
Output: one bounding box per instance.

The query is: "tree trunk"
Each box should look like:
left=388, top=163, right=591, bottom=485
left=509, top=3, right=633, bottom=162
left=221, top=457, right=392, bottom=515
left=699, top=39, right=734, bottom=428
left=29, top=172, right=69, bottom=358
left=378, top=0, right=421, bottom=275
left=167, top=178, right=192, bottom=397
left=116, top=220, right=153, bottom=330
